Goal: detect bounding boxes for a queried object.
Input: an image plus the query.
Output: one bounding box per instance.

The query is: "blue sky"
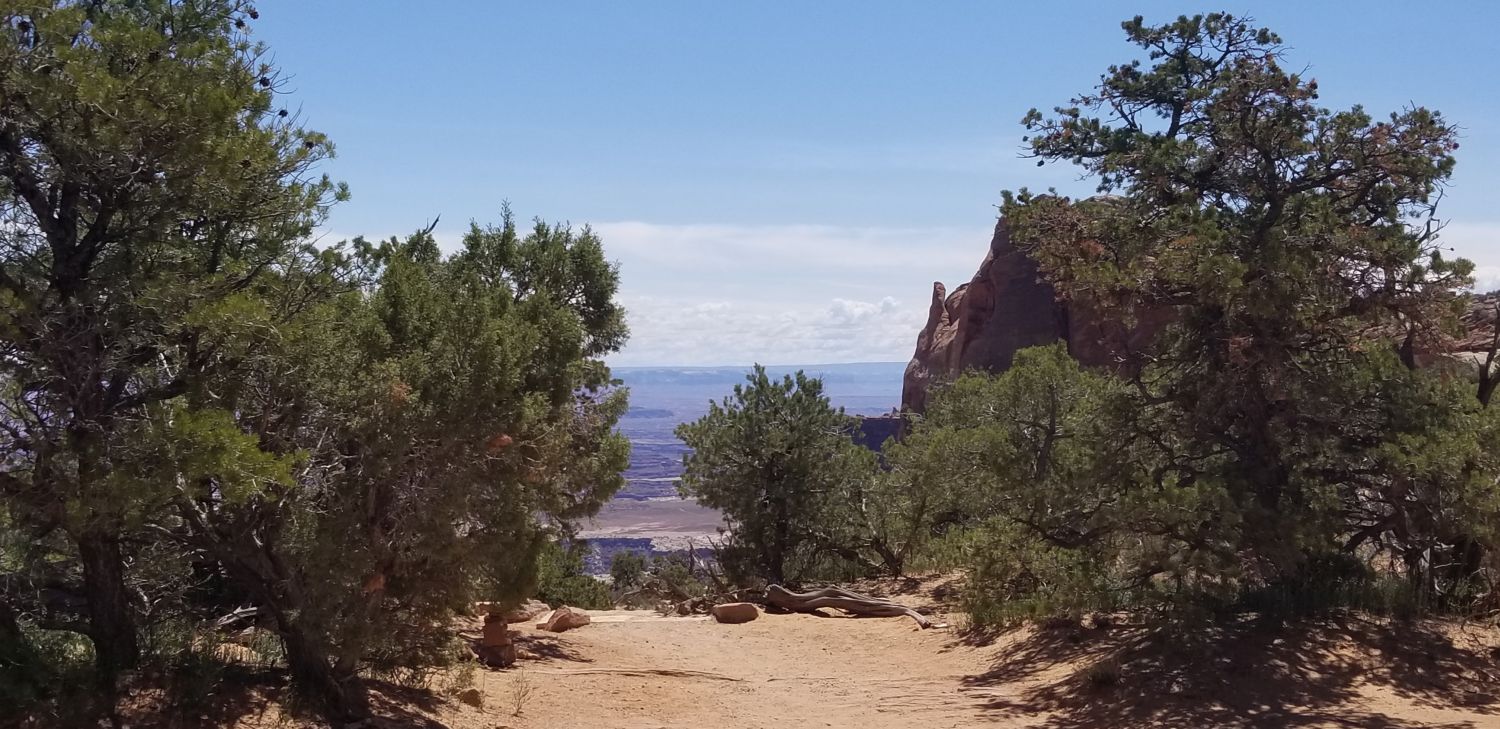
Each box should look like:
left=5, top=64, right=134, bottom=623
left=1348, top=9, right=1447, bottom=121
left=255, top=2, right=1500, bottom=366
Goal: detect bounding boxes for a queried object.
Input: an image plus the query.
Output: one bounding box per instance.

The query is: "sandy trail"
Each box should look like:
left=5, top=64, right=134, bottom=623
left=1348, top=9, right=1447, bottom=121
left=422, top=599, right=1500, bottom=729
left=161, top=579, right=1500, bottom=729
left=461, top=609, right=1000, bottom=729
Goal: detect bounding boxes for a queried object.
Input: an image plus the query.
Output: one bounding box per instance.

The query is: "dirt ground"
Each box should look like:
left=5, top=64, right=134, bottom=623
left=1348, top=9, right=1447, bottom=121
left=101, top=576, right=1500, bottom=729
left=394, top=577, right=1500, bottom=729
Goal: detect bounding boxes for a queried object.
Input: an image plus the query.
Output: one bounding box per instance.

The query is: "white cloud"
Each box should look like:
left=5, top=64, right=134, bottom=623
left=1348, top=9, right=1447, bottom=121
left=612, top=293, right=928, bottom=367
left=590, top=221, right=986, bottom=365
left=827, top=296, right=899, bottom=326
left=321, top=216, right=1500, bottom=366
left=1439, top=222, right=1500, bottom=292
left=590, top=220, right=986, bottom=283
left=318, top=220, right=990, bottom=366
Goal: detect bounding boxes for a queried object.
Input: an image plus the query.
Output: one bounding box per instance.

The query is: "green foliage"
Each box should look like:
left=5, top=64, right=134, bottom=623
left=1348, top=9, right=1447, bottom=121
left=0, top=2, right=632, bottom=723
left=613, top=552, right=714, bottom=609
left=0, top=624, right=99, bottom=722
left=535, top=541, right=612, bottom=610
left=891, top=346, right=1155, bottom=619
left=676, top=366, right=884, bottom=585
left=0, top=0, right=342, bottom=682
left=893, top=13, right=1500, bottom=625
left=609, top=550, right=648, bottom=591
left=647, top=554, right=707, bottom=598
left=169, top=216, right=630, bottom=718
left=903, top=344, right=1500, bottom=624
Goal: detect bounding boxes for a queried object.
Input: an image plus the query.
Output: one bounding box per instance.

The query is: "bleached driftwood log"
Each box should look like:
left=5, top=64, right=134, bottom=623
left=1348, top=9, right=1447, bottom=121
left=764, top=585, right=933, bottom=628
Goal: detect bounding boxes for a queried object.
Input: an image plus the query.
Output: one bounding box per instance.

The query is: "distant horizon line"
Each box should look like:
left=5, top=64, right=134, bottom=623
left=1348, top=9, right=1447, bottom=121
left=609, top=360, right=908, bottom=370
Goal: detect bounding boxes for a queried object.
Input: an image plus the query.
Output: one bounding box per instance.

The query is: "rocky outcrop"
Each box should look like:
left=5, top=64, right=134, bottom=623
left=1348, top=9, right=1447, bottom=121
left=473, top=598, right=551, bottom=624
left=902, top=219, right=1064, bottom=413
left=902, top=219, right=1162, bottom=413
left=504, top=599, right=551, bottom=624
left=1455, top=293, right=1500, bottom=353
left=901, top=218, right=1499, bottom=414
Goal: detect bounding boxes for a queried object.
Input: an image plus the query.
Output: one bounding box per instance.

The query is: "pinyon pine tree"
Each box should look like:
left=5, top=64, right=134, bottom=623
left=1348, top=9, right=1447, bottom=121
left=989, top=12, right=1499, bottom=607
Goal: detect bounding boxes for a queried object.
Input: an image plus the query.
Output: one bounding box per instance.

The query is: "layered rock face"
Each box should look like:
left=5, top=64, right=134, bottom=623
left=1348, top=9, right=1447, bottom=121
left=901, top=219, right=1065, bottom=413
left=901, top=218, right=1499, bottom=414
left=902, top=219, right=1161, bottom=413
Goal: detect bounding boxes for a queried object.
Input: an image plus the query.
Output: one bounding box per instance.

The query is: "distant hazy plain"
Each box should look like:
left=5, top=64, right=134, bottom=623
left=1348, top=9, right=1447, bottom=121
left=579, top=362, right=905, bottom=563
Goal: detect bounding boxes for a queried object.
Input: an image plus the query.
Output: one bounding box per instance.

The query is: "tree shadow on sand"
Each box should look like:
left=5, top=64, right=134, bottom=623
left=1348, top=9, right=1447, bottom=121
left=109, top=669, right=452, bottom=729
left=361, top=680, right=451, bottom=729
left=959, top=614, right=1499, bottom=729
left=512, top=631, right=594, bottom=664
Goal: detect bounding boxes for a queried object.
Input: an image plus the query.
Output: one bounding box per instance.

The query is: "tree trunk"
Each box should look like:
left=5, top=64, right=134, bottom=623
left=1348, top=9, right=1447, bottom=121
left=280, top=624, right=368, bottom=727
left=78, top=527, right=139, bottom=679
left=179, top=497, right=371, bottom=728
left=769, top=495, right=789, bottom=585
left=870, top=539, right=904, bottom=576
left=1478, top=301, right=1500, bottom=407
left=764, top=584, right=934, bottom=628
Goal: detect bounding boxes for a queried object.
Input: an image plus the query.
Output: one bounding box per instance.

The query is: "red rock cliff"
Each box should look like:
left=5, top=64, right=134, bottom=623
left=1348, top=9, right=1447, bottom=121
left=902, top=219, right=1064, bottom=413
left=901, top=218, right=1499, bottom=414
left=901, top=218, right=1162, bottom=413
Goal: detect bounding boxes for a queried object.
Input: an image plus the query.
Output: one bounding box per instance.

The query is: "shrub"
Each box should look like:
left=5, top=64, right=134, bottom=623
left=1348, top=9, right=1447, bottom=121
left=675, top=366, right=884, bottom=586
left=535, top=540, right=612, bottom=610
left=610, top=551, right=647, bottom=591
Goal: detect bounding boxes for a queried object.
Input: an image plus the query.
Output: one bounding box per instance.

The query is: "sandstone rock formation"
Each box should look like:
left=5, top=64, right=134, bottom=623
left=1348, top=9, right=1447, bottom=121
left=709, top=602, right=759, bottom=624
left=902, top=219, right=1161, bottom=413
left=504, top=599, right=551, bottom=624
left=537, top=605, right=591, bottom=632
left=901, top=218, right=1499, bottom=414
left=1455, top=292, right=1500, bottom=353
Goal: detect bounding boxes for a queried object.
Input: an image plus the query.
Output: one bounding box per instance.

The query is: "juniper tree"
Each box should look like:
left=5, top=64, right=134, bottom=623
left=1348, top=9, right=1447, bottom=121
left=138, top=217, right=631, bottom=723
left=676, top=367, right=881, bottom=585
left=0, top=4, right=634, bottom=723
left=0, top=0, right=341, bottom=680
left=998, top=13, right=1497, bottom=601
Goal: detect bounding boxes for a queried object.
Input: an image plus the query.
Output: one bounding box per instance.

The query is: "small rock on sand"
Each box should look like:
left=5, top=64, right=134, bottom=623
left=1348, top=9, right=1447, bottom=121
left=711, top=602, right=759, bottom=624
left=505, top=599, right=551, bottom=624
left=538, top=605, right=591, bottom=632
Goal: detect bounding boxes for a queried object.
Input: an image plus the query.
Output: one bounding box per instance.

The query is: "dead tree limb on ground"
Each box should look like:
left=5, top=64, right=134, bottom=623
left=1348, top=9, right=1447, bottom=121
left=764, top=585, right=935, bottom=628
